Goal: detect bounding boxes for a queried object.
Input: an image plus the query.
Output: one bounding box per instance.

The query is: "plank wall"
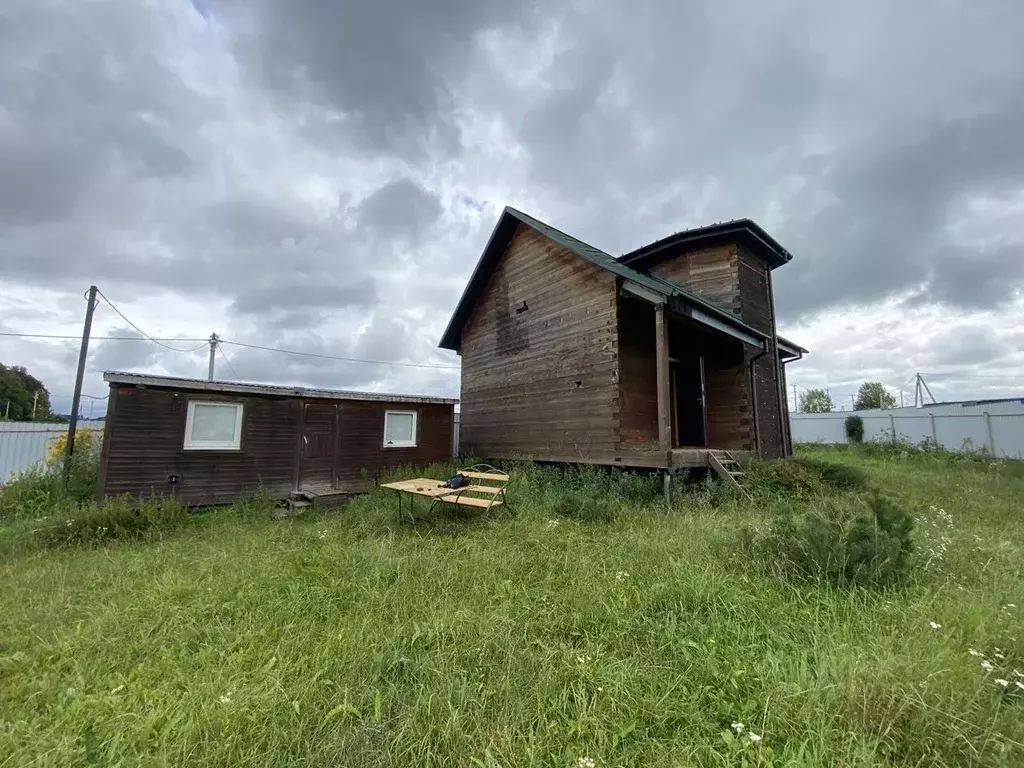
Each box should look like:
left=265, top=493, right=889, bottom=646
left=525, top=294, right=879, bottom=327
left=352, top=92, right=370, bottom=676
left=649, top=244, right=741, bottom=313
left=739, top=249, right=786, bottom=458
left=458, top=223, right=620, bottom=459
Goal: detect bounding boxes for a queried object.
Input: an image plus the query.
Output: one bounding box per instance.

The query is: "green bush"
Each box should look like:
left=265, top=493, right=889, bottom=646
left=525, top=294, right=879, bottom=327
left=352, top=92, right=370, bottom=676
left=790, top=458, right=870, bottom=492
left=743, top=459, right=825, bottom=498
left=0, top=441, right=100, bottom=521
left=550, top=489, right=619, bottom=523
left=38, top=495, right=189, bottom=548
left=845, top=415, right=865, bottom=444
left=743, top=493, right=914, bottom=588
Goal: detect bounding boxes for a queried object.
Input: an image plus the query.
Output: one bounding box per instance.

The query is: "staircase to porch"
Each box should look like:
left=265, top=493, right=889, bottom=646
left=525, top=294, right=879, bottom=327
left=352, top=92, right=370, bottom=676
left=706, top=450, right=751, bottom=500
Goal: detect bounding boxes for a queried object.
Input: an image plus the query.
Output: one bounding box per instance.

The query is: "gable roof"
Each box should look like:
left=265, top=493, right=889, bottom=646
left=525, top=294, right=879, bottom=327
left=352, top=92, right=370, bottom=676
left=438, top=207, right=780, bottom=352
left=619, top=218, right=794, bottom=270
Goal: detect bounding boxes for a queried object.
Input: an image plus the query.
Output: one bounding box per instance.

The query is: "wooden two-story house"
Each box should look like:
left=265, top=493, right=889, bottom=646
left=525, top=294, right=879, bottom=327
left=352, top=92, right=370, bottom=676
left=439, top=207, right=806, bottom=474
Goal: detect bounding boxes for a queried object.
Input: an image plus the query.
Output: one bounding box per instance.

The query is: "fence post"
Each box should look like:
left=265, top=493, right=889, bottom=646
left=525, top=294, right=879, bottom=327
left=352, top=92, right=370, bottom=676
left=930, top=412, right=937, bottom=448
left=985, top=412, right=996, bottom=456
left=889, top=413, right=896, bottom=443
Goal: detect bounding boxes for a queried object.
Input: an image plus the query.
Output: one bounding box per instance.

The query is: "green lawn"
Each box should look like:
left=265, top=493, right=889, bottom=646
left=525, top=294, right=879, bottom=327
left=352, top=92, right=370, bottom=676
left=1, top=447, right=1023, bottom=767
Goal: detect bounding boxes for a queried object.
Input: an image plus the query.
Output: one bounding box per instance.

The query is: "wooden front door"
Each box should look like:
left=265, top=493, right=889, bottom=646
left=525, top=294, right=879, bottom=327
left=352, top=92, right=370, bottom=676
left=300, top=402, right=339, bottom=493
left=672, top=356, right=707, bottom=447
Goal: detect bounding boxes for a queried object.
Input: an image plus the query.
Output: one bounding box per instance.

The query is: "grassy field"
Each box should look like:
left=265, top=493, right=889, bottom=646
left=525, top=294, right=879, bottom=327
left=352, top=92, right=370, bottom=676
left=1, top=446, right=1023, bottom=767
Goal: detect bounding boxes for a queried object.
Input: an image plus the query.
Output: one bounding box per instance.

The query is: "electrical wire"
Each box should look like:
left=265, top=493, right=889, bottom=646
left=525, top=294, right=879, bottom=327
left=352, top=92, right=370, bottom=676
left=0, top=331, right=208, bottom=343
left=219, top=339, right=460, bottom=371
left=216, top=345, right=242, bottom=382
left=94, top=289, right=209, bottom=353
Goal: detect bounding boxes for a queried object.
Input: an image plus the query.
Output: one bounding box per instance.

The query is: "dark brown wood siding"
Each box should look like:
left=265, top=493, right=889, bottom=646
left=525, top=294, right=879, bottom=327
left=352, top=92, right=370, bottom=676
left=704, top=342, right=753, bottom=451
left=617, top=298, right=659, bottom=449
left=648, top=245, right=741, bottom=313
left=98, top=386, right=454, bottom=504
left=458, top=223, right=620, bottom=460
left=335, top=400, right=453, bottom=493
left=739, top=250, right=786, bottom=458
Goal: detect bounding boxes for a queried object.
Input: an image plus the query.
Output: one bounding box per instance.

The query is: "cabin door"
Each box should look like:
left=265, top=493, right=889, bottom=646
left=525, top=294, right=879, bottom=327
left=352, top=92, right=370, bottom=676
left=671, top=356, right=707, bottom=447
left=299, top=402, right=339, bottom=493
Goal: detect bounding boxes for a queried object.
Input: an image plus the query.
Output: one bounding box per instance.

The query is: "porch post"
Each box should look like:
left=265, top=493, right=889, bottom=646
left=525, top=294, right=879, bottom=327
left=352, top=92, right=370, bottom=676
left=655, top=303, right=672, bottom=455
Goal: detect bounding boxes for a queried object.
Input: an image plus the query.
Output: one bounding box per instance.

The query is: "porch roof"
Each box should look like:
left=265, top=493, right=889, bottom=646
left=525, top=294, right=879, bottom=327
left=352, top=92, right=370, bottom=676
left=438, top=206, right=784, bottom=352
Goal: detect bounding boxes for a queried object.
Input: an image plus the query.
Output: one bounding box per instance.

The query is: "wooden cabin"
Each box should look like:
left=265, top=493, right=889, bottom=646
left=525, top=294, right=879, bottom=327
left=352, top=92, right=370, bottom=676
left=97, top=372, right=456, bottom=505
left=438, top=208, right=806, bottom=471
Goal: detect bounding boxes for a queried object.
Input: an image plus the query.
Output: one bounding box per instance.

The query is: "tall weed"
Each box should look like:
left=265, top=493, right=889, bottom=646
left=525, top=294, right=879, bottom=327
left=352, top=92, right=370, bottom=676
left=741, top=493, right=915, bottom=588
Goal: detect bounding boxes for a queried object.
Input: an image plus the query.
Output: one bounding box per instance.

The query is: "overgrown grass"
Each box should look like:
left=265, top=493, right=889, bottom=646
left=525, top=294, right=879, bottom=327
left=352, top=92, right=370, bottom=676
left=1, top=446, right=1022, bottom=766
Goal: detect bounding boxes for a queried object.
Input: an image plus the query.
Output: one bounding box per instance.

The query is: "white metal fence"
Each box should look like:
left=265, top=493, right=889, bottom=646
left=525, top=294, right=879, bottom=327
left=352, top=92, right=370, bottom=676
left=0, top=421, right=107, bottom=484
left=0, top=422, right=66, bottom=484
left=790, top=401, right=1024, bottom=459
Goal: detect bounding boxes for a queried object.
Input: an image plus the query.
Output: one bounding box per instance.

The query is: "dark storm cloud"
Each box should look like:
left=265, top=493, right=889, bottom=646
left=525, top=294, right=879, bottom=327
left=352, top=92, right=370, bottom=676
left=358, top=179, right=444, bottom=241
left=217, top=0, right=539, bottom=159
left=778, top=95, right=1024, bottom=318
left=3, top=0, right=1024, bottom=405
left=486, top=1, right=1024, bottom=319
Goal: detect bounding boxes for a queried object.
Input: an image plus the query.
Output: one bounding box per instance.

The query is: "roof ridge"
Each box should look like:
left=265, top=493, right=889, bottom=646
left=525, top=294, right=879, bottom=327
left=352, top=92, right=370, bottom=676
left=505, top=206, right=616, bottom=259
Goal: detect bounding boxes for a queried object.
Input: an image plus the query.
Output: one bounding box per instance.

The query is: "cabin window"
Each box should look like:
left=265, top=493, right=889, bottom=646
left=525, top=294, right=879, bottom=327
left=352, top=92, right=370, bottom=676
left=184, top=401, right=244, bottom=450
left=383, top=410, right=417, bottom=448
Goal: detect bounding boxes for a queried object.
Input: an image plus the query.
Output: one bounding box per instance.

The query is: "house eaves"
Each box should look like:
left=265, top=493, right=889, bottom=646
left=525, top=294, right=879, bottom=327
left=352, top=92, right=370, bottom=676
left=620, top=218, right=794, bottom=271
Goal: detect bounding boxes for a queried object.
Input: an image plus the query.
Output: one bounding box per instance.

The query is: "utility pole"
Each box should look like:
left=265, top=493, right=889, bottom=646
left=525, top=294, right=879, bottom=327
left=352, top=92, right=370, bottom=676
left=919, top=373, right=937, bottom=405
left=65, top=285, right=98, bottom=485
left=207, top=333, right=219, bottom=381
left=32, top=391, right=39, bottom=419
left=850, top=394, right=856, bottom=411
left=900, top=390, right=904, bottom=408
left=792, top=384, right=799, bottom=412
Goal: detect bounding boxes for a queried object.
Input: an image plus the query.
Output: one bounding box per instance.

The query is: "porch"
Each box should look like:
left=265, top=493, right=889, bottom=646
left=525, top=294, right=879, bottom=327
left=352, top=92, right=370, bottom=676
left=616, top=287, right=784, bottom=464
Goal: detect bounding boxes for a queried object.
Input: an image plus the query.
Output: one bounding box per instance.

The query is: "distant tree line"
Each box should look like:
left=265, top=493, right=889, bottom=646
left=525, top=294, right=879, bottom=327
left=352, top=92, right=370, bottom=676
left=0, top=363, right=63, bottom=422
left=797, top=381, right=899, bottom=413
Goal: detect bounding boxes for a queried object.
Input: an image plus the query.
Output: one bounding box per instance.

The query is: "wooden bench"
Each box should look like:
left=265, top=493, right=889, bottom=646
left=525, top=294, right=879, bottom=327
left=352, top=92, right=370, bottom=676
left=380, top=464, right=510, bottom=522
left=435, top=465, right=510, bottom=514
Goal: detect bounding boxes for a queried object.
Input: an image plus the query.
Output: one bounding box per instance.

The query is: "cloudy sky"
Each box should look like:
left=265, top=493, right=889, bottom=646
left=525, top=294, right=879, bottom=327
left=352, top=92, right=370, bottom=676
left=1, top=0, right=1022, bottom=416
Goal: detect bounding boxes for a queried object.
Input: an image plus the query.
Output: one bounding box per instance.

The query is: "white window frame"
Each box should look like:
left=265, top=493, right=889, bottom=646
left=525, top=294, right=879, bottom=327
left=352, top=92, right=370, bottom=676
left=383, top=410, right=417, bottom=448
left=183, top=400, right=244, bottom=451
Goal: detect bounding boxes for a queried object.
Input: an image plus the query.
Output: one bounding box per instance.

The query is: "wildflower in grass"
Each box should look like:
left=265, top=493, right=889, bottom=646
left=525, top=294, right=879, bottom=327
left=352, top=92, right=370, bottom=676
left=968, top=648, right=983, bottom=657
left=995, top=678, right=1009, bottom=688
left=576, top=758, right=596, bottom=768
left=1014, top=669, right=1024, bottom=678
left=318, top=530, right=327, bottom=540
left=1016, top=681, right=1024, bottom=692
left=929, top=621, right=941, bottom=630
left=748, top=733, right=762, bottom=745
left=1003, top=603, right=1016, bottom=610
left=546, top=519, right=560, bottom=529
left=219, top=692, right=233, bottom=704
left=109, top=685, right=125, bottom=695
left=731, top=722, right=744, bottom=734
left=576, top=654, right=592, bottom=665
left=615, top=571, right=630, bottom=581
left=995, top=651, right=1006, bottom=660
left=981, top=660, right=995, bottom=672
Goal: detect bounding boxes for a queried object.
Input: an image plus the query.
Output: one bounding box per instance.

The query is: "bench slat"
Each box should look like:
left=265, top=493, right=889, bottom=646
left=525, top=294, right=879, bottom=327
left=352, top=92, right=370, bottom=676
left=437, top=495, right=504, bottom=509
left=457, top=471, right=509, bottom=481
left=461, top=485, right=502, bottom=495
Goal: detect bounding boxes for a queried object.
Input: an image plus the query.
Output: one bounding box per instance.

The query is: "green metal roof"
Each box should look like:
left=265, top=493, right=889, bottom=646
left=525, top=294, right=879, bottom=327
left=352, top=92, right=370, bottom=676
left=438, top=206, right=773, bottom=351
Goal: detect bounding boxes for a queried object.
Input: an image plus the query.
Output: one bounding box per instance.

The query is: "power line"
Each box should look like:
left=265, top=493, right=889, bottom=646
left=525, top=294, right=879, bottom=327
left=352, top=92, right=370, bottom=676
left=217, top=345, right=242, bottom=382
left=0, top=331, right=208, bottom=343
left=94, top=289, right=208, bottom=353
left=219, top=339, right=460, bottom=371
